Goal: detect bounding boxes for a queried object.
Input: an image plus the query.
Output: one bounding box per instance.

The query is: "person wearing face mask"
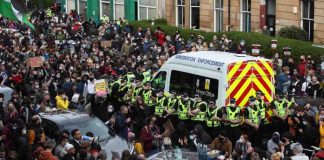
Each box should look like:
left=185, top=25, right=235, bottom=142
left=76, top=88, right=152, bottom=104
left=244, top=96, right=261, bottom=146
left=208, top=130, right=233, bottom=158
left=55, top=89, right=69, bottom=110
left=163, top=91, right=177, bottom=121
left=276, top=66, right=291, bottom=95
left=121, top=38, right=133, bottom=55
left=267, top=132, right=281, bottom=155
left=176, top=93, right=192, bottom=127
left=223, top=98, right=242, bottom=145
left=232, top=134, right=253, bottom=160
left=154, top=90, right=167, bottom=117
left=271, top=94, right=289, bottom=134
left=205, top=100, right=223, bottom=139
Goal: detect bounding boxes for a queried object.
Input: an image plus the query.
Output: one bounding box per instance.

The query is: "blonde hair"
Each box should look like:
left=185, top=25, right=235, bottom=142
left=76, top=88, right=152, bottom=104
left=271, top=152, right=282, bottom=160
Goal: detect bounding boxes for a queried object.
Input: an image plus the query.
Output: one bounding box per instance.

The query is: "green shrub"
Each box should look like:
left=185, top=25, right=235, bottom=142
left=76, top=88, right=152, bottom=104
left=278, top=26, right=307, bottom=41
left=129, top=19, right=324, bottom=63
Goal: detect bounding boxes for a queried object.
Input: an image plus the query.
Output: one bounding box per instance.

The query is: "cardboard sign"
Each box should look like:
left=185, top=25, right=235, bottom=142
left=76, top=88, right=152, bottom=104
left=95, top=79, right=108, bottom=96
left=271, top=40, right=277, bottom=49
left=283, top=47, right=291, bottom=55
left=27, top=57, right=43, bottom=68
left=101, top=40, right=112, bottom=48
left=251, top=44, right=261, bottom=56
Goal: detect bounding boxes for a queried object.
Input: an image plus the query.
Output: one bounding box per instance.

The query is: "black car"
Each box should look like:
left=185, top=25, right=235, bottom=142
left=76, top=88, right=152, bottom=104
left=39, top=110, right=133, bottom=159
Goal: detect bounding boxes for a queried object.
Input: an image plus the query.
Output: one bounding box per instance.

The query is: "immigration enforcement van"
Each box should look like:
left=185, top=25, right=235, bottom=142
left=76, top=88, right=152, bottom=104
left=151, top=51, right=275, bottom=107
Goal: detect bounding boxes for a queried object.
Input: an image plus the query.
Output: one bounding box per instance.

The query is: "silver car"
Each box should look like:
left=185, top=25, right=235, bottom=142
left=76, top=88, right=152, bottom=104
left=39, top=110, right=133, bottom=159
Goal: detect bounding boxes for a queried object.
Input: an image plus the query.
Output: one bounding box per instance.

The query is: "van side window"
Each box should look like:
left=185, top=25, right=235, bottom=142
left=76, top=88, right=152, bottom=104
left=152, top=71, right=166, bottom=91
left=170, top=70, right=219, bottom=101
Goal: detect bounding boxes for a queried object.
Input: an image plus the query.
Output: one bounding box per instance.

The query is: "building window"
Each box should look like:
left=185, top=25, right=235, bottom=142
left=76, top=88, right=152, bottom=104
left=301, top=0, right=314, bottom=41
left=100, top=0, right=110, bottom=18
left=114, top=0, right=124, bottom=20
left=78, top=0, right=87, bottom=20
left=176, top=0, right=185, bottom=27
left=241, top=0, right=251, bottom=32
left=190, top=0, right=200, bottom=29
left=138, top=0, right=157, bottom=20
left=214, top=0, right=223, bottom=32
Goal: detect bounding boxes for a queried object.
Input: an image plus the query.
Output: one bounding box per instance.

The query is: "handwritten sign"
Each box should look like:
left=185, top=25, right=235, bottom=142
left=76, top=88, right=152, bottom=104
left=251, top=44, right=261, bottom=56
left=101, top=40, right=112, bottom=48
left=95, top=79, right=108, bottom=96
left=271, top=40, right=277, bottom=49
left=27, top=57, right=43, bottom=68
left=283, top=47, right=291, bottom=55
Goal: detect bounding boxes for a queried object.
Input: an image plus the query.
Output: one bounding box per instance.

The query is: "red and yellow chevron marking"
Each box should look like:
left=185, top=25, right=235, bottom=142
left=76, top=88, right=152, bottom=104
left=226, top=60, right=274, bottom=107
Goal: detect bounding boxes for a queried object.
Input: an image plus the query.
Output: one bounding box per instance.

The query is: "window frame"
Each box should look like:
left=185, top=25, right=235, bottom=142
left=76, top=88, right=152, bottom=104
left=78, top=0, right=87, bottom=20
left=138, top=0, right=158, bottom=20
left=190, top=0, right=200, bottom=29
left=176, top=0, right=185, bottom=27
left=214, top=0, right=224, bottom=32
left=114, top=0, right=125, bottom=20
left=170, top=70, right=219, bottom=101
left=100, top=0, right=110, bottom=19
left=301, top=0, right=314, bottom=41
left=240, top=0, right=251, bottom=32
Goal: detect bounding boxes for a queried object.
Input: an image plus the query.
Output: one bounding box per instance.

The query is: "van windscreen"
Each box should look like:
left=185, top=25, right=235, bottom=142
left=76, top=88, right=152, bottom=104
left=170, top=70, right=219, bottom=101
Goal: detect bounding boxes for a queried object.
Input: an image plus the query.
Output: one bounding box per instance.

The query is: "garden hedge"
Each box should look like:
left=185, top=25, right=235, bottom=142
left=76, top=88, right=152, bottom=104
left=128, top=19, right=324, bottom=63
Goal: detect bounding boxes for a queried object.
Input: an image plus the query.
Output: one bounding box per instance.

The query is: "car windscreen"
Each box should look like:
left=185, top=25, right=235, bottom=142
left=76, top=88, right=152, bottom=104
left=63, top=117, right=110, bottom=141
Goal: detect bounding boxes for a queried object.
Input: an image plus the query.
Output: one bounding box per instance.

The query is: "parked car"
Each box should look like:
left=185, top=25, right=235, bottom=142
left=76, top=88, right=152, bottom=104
left=39, top=110, right=133, bottom=159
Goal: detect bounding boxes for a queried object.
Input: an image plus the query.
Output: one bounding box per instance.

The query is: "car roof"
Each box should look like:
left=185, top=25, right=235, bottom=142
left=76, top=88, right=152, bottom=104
left=39, top=110, right=93, bottom=125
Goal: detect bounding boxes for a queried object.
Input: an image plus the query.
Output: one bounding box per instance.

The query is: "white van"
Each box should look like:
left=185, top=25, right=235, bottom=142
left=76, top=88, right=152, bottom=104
left=151, top=51, right=275, bottom=107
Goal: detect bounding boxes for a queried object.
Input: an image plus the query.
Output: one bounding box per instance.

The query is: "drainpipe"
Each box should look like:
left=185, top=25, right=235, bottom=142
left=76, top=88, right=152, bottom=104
left=228, top=0, right=231, bottom=31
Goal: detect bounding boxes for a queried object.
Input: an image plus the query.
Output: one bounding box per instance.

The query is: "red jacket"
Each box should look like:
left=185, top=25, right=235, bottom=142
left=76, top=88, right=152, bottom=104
left=298, top=61, right=307, bottom=77
left=140, top=126, right=154, bottom=153
left=154, top=32, right=166, bottom=46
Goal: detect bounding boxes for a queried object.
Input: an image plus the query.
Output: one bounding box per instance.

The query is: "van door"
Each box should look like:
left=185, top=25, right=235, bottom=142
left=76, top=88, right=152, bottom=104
left=226, top=60, right=274, bottom=107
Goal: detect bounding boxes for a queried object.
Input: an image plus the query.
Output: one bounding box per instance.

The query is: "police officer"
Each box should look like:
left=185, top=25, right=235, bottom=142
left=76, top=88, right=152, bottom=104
left=154, top=90, right=167, bottom=117
left=176, top=93, right=192, bottom=126
left=256, top=91, right=272, bottom=134
left=140, top=67, right=152, bottom=84
left=244, top=96, right=260, bottom=145
left=189, top=95, right=207, bottom=128
left=131, top=79, right=143, bottom=103
left=205, top=100, right=222, bottom=139
left=164, top=91, right=178, bottom=124
left=109, top=76, right=123, bottom=107
left=125, top=71, right=135, bottom=85
left=271, top=94, right=289, bottom=134
left=142, top=83, right=154, bottom=114
left=101, top=15, right=109, bottom=23
left=118, top=79, right=132, bottom=104
left=223, top=98, right=242, bottom=144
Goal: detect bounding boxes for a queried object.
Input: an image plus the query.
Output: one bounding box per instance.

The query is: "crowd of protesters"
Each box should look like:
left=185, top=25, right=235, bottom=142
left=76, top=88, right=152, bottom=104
left=0, top=8, right=323, bottom=160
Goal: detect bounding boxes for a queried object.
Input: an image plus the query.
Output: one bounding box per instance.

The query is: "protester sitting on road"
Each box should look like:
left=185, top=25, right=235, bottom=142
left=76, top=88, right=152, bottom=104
left=208, top=130, right=233, bottom=157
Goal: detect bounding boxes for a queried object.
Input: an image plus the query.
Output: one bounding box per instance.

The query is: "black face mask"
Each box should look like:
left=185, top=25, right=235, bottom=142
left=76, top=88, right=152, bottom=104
left=46, top=100, right=51, bottom=104
left=89, top=77, right=94, bottom=81
left=219, top=137, right=224, bottom=141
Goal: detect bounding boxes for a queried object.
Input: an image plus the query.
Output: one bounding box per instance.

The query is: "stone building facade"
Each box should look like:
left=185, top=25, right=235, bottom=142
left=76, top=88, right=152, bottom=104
left=165, top=0, right=324, bottom=43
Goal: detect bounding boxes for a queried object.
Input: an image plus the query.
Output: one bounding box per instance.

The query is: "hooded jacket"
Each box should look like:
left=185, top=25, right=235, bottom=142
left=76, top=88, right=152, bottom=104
left=192, top=125, right=212, bottom=145
left=267, top=132, right=281, bottom=154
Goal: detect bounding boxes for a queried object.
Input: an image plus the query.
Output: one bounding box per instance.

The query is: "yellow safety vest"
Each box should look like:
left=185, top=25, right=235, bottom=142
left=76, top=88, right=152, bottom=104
left=131, top=87, right=142, bottom=102
left=142, top=71, right=151, bottom=84
left=167, top=98, right=177, bottom=114
left=155, top=97, right=165, bottom=116
left=178, top=100, right=190, bottom=120
left=192, top=102, right=207, bottom=121
left=248, top=107, right=259, bottom=125
left=256, top=100, right=266, bottom=119
left=226, top=107, right=240, bottom=127
left=274, top=100, right=286, bottom=117
left=206, top=107, right=220, bottom=127
left=126, top=73, right=135, bottom=85
left=143, top=90, right=154, bottom=106
left=109, top=79, right=121, bottom=94
left=118, top=84, right=131, bottom=101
